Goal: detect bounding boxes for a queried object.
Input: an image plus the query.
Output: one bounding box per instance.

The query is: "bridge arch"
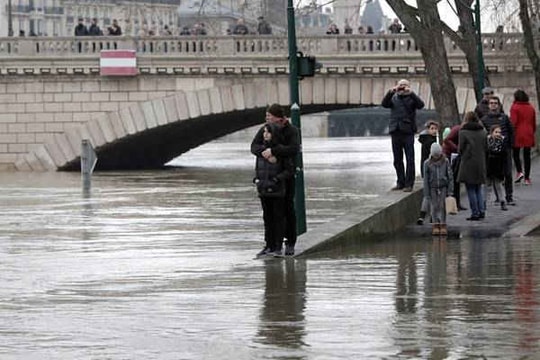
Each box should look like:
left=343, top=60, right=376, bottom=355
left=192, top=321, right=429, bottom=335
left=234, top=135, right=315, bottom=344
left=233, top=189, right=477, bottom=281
left=14, top=77, right=475, bottom=171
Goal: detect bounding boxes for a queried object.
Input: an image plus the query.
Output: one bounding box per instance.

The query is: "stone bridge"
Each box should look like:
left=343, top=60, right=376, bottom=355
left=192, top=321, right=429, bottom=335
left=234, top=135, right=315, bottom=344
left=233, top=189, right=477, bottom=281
left=0, top=33, right=533, bottom=171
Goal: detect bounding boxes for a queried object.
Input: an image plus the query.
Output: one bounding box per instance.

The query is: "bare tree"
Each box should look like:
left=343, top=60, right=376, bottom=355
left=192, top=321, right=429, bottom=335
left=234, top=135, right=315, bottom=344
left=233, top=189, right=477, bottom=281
left=386, top=0, right=460, bottom=127
left=518, top=0, right=540, bottom=104
left=438, top=0, right=487, bottom=102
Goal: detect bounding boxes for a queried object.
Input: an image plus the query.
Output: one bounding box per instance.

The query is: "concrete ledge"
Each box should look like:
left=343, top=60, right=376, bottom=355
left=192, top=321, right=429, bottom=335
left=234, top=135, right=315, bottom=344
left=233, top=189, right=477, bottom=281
left=295, top=186, right=423, bottom=257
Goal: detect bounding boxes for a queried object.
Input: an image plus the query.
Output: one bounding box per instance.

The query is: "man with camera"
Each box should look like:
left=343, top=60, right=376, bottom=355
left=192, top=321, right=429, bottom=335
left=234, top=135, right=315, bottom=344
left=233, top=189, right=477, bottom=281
left=381, top=79, right=425, bottom=192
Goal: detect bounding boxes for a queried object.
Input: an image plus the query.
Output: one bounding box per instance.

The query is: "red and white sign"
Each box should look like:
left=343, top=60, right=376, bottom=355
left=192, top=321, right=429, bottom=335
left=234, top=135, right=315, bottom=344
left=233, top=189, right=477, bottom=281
left=100, top=50, right=138, bottom=76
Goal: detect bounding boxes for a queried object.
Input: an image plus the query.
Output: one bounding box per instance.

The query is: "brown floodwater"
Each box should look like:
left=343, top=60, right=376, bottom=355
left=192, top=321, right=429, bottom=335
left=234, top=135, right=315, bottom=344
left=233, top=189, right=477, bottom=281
left=1, top=137, right=539, bottom=359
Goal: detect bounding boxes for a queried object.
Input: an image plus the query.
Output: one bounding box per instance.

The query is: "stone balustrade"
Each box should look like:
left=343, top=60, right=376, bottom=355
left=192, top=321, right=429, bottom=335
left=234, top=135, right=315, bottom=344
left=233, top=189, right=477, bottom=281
left=0, top=33, right=525, bottom=58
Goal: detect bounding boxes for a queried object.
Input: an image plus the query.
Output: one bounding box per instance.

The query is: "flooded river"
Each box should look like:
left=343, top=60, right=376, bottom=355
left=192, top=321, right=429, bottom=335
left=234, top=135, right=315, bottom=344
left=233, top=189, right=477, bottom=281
left=1, top=137, right=539, bottom=359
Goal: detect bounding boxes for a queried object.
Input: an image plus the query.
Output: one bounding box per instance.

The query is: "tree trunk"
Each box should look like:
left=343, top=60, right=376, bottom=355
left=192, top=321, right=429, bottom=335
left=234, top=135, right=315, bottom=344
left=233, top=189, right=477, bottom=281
left=386, top=0, right=461, bottom=127
left=441, top=0, right=489, bottom=102
left=518, top=0, right=540, bottom=106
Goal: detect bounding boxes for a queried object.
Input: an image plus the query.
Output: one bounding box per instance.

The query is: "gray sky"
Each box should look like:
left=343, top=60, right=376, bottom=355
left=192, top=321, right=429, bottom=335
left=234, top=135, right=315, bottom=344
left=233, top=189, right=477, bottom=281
left=298, top=0, right=504, bottom=32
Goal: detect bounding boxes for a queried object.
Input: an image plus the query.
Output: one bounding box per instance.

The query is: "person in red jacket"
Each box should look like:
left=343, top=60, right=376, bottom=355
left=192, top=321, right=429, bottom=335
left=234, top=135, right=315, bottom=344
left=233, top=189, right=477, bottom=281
left=510, top=89, right=537, bottom=185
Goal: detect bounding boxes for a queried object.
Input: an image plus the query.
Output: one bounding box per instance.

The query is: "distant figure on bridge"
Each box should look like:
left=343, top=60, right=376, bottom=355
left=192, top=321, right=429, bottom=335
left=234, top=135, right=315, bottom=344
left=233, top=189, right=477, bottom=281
left=344, top=21, right=353, bottom=34
left=326, top=23, right=340, bottom=35
left=510, top=89, right=536, bottom=186
left=232, top=19, right=249, bottom=35
left=251, top=104, right=300, bottom=257
left=457, top=111, right=487, bottom=221
left=388, top=18, right=403, bottom=34
left=88, top=18, right=102, bottom=36
left=179, top=26, right=191, bottom=36
left=257, top=16, right=272, bottom=35
left=108, top=19, right=122, bottom=36
left=417, top=120, right=439, bottom=225
left=423, top=143, right=453, bottom=236
left=74, top=18, right=88, bottom=36
left=381, top=79, right=425, bottom=192
left=252, top=122, right=293, bottom=258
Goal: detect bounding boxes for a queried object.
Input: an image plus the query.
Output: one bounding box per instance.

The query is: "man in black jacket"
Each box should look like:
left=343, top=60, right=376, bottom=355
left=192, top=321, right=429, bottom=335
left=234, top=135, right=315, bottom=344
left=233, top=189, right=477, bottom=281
left=381, top=79, right=425, bottom=192
left=251, top=104, right=300, bottom=256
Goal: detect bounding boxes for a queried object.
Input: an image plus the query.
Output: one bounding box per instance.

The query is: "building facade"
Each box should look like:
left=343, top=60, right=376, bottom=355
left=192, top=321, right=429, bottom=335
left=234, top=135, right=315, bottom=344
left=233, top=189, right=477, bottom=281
left=0, top=0, right=180, bottom=36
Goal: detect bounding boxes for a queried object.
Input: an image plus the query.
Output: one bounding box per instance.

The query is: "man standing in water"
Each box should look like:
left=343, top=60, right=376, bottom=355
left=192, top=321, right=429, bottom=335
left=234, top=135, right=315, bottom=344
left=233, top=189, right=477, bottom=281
left=381, top=79, right=425, bottom=192
left=251, top=104, right=300, bottom=256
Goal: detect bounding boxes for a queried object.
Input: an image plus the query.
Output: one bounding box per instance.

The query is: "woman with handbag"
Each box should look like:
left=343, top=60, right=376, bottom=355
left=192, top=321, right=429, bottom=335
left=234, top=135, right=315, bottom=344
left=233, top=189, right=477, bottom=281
left=457, top=112, right=488, bottom=221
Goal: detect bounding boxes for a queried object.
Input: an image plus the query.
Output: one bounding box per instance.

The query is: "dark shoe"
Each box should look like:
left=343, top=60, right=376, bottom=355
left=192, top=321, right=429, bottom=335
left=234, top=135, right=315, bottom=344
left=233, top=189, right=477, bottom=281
left=501, top=201, right=508, bottom=211
left=402, top=187, right=413, bottom=192
left=256, top=247, right=271, bottom=258
left=391, top=185, right=404, bottom=191
left=507, top=199, right=516, bottom=206
left=466, top=216, right=480, bottom=221
left=271, top=249, right=283, bottom=257
left=284, top=244, right=295, bottom=256
left=479, top=212, right=485, bottom=219
left=416, top=217, right=424, bottom=225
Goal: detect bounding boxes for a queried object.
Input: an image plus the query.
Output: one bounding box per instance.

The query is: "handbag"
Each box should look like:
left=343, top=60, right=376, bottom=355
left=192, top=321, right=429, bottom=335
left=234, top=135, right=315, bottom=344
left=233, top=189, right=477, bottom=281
left=446, top=196, right=458, bottom=215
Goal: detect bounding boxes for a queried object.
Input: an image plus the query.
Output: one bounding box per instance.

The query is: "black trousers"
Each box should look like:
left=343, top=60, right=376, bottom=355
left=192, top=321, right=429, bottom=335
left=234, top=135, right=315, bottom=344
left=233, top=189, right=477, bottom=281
left=260, top=196, right=286, bottom=252
left=391, top=132, right=415, bottom=188
left=502, top=149, right=513, bottom=202
left=513, top=147, right=532, bottom=179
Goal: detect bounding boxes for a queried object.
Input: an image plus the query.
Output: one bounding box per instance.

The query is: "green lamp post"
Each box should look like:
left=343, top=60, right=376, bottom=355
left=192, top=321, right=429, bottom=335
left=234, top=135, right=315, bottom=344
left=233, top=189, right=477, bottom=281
left=287, top=0, right=307, bottom=235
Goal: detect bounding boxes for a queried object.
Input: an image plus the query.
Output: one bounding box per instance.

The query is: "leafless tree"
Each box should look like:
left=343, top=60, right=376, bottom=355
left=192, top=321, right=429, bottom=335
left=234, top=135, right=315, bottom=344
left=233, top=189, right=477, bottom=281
left=386, top=0, right=460, bottom=127
left=518, top=0, right=540, bottom=105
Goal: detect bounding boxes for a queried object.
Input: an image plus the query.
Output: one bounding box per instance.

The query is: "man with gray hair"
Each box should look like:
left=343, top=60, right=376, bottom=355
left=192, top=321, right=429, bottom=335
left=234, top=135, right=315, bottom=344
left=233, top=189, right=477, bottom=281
left=381, top=79, right=425, bottom=192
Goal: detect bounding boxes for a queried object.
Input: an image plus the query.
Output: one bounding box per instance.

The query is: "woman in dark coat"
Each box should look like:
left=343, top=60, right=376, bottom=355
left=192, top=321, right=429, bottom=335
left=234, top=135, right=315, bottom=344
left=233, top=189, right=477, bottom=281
left=510, top=89, right=536, bottom=185
left=457, top=111, right=487, bottom=220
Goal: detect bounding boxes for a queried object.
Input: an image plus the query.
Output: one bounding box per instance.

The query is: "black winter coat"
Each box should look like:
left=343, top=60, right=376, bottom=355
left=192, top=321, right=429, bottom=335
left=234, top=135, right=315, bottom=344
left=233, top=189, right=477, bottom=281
left=381, top=90, right=425, bottom=135
left=481, top=111, right=514, bottom=149
left=418, top=130, right=437, bottom=177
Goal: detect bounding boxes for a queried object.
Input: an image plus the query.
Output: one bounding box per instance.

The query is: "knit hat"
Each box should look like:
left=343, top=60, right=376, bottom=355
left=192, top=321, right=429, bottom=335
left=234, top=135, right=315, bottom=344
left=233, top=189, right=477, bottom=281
left=267, top=103, right=284, bottom=118
left=442, top=127, right=451, bottom=140
left=430, top=142, right=442, bottom=157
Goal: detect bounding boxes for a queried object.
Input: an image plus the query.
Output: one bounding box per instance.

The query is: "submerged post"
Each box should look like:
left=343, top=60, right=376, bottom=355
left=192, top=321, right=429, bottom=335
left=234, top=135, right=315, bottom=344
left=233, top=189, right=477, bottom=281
left=287, top=0, right=307, bottom=235
left=81, top=139, right=98, bottom=192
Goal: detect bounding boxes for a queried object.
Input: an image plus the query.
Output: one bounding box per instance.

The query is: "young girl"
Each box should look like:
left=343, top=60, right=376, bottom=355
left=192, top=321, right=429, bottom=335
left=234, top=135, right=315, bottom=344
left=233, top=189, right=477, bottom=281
left=253, top=123, right=293, bottom=258
left=423, top=143, right=454, bottom=236
left=487, top=124, right=507, bottom=210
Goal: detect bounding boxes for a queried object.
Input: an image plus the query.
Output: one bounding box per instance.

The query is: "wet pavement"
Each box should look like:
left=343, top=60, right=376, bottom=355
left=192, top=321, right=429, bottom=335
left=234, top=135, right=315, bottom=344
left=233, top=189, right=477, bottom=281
left=1, top=137, right=540, bottom=359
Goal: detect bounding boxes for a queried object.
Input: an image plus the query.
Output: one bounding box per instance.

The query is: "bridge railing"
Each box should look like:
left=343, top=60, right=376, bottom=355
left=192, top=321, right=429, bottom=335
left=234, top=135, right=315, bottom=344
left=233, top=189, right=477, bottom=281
left=0, top=33, right=527, bottom=58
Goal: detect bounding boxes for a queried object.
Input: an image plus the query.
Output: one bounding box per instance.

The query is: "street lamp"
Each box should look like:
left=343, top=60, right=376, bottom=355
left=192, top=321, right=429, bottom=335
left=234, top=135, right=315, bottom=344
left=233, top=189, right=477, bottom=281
left=474, top=0, right=485, bottom=100
left=8, top=0, right=13, bottom=36
left=287, top=0, right=307, bottom=235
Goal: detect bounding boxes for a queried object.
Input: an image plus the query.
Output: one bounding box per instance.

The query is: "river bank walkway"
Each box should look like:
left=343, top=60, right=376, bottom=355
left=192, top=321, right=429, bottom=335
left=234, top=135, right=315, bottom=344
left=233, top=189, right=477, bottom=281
left=295, top=156, right=540, bottom=257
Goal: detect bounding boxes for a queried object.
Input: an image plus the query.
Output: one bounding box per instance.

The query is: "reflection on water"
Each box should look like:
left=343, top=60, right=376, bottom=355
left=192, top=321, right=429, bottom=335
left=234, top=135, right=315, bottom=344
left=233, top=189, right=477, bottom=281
left=1, top=137, right=540, bottom=359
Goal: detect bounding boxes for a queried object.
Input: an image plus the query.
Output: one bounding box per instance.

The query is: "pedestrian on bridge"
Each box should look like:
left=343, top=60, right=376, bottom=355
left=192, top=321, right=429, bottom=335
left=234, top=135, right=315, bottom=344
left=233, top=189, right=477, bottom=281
left=381, top=79, right=425, bottom=192
left=251, top=104, right=300, bottom=257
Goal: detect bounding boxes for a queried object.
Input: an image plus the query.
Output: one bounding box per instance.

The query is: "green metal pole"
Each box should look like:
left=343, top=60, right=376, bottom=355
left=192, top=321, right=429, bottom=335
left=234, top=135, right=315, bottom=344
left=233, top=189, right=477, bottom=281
left=474, top=0, right=485, bottom=100
left=287, top=0, right=307, bottom=235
